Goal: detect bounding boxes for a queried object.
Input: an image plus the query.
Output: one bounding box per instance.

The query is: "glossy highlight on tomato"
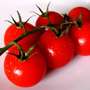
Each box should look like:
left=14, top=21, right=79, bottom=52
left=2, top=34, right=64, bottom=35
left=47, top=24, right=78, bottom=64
left=38, top=28, right=75, bottom=69
left=4, top=47, right=47, bottom=87
left=69, top=22, right=90, bottom=55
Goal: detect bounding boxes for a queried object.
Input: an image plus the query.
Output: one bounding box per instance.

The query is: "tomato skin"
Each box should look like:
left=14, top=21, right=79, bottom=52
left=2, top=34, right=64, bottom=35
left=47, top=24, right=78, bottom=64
left=38, top=29, right=75, bottom=69
left=68, top=7, right=90, bottom=23
left=36, top=11, right=63, bottom=29
left=69, top=22, right=90, bottom=55
left=4, top=23, right=42, bottom=53
left=4, top=47, right=47, bottom=87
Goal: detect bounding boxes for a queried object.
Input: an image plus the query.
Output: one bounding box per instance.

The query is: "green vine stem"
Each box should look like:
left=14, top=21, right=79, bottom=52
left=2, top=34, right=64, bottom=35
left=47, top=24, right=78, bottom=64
left=0, top=26, right=45, bottom=56
left=0, top=24, right=61, bottom=56
left=8, top=41, right=25, bottom=60
left=0, top=13, right=82, bottom=56
left=8, top=42, right=35, bottom=61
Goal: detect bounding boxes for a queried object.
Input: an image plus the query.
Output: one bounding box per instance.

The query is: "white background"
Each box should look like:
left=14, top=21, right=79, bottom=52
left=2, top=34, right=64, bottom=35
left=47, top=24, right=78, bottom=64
left=0, top=0, right=90, bottom=90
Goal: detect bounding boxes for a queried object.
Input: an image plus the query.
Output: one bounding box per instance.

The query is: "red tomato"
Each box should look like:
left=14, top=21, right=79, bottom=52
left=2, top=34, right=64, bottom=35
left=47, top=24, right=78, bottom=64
left=69, top=22, right=90, bottom=55
left=68, top=7, right=90, bottom=23
left=4, top=23, right=42, bottom=53
left=4, top=47, right=47, bottom=87
left=36, top=11, right=63, bottom=29
left=38, top=28, right=75, bottom=69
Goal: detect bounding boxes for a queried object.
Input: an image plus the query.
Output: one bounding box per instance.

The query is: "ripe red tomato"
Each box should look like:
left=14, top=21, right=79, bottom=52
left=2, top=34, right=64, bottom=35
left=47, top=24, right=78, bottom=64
left=36, top=11, right=63, bottom=29
left=38, top=28, right=75, bottom=69
left=4, top=47, right=47, bottom=87
left=68, top=7, right=90, bottom=23
left=69, top=22, right=90, bottom=55
left=4, top=23, right=42, bottom=53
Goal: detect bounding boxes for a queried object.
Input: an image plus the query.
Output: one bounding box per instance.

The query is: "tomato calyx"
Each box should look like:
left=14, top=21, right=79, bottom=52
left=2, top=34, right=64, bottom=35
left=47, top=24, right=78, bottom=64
left=36, top=3, right=52, bottom=24
left=36, top=5, right=48, bottom=17
left=35, top=3, right=64, bottom=37
left=36, top=2, right=50, bottom=17
left=7, top=11, right=30, bottom=29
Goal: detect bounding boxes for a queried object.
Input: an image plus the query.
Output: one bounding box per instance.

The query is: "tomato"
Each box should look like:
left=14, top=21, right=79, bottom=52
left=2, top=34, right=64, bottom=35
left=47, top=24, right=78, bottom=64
left=36, top=11, right=63, bottom=29
left=4, top=23, right=42, bottom=54
left=38, top=28, right=75, bottom=69
left=68, top=7, right=90, bottom=23
left=4, top=47, right=47, bottom=87
left=69, top=22, right=90, bottom=55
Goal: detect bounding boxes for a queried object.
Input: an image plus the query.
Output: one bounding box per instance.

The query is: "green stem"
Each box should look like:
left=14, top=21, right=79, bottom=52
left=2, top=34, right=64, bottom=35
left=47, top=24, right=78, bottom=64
left=7, top=42, right=35, bottom=61
left=0, top=26, right=45, bottom=55
left=12, top=42, right=25, bottom=60
left=0, top=42, right=13, bottom=55
left=26, top=45, right=35, bottom=56
left=60, top=21, right=75, bottom=27
left=24, top=45, right=35, bottom=60
left=49, top=25, right=59, bottom=36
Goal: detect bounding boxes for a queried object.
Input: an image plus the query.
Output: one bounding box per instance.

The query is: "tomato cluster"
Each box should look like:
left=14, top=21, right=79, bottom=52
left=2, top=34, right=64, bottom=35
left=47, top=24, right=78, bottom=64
left=0, top=6, right=90, bottom=87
